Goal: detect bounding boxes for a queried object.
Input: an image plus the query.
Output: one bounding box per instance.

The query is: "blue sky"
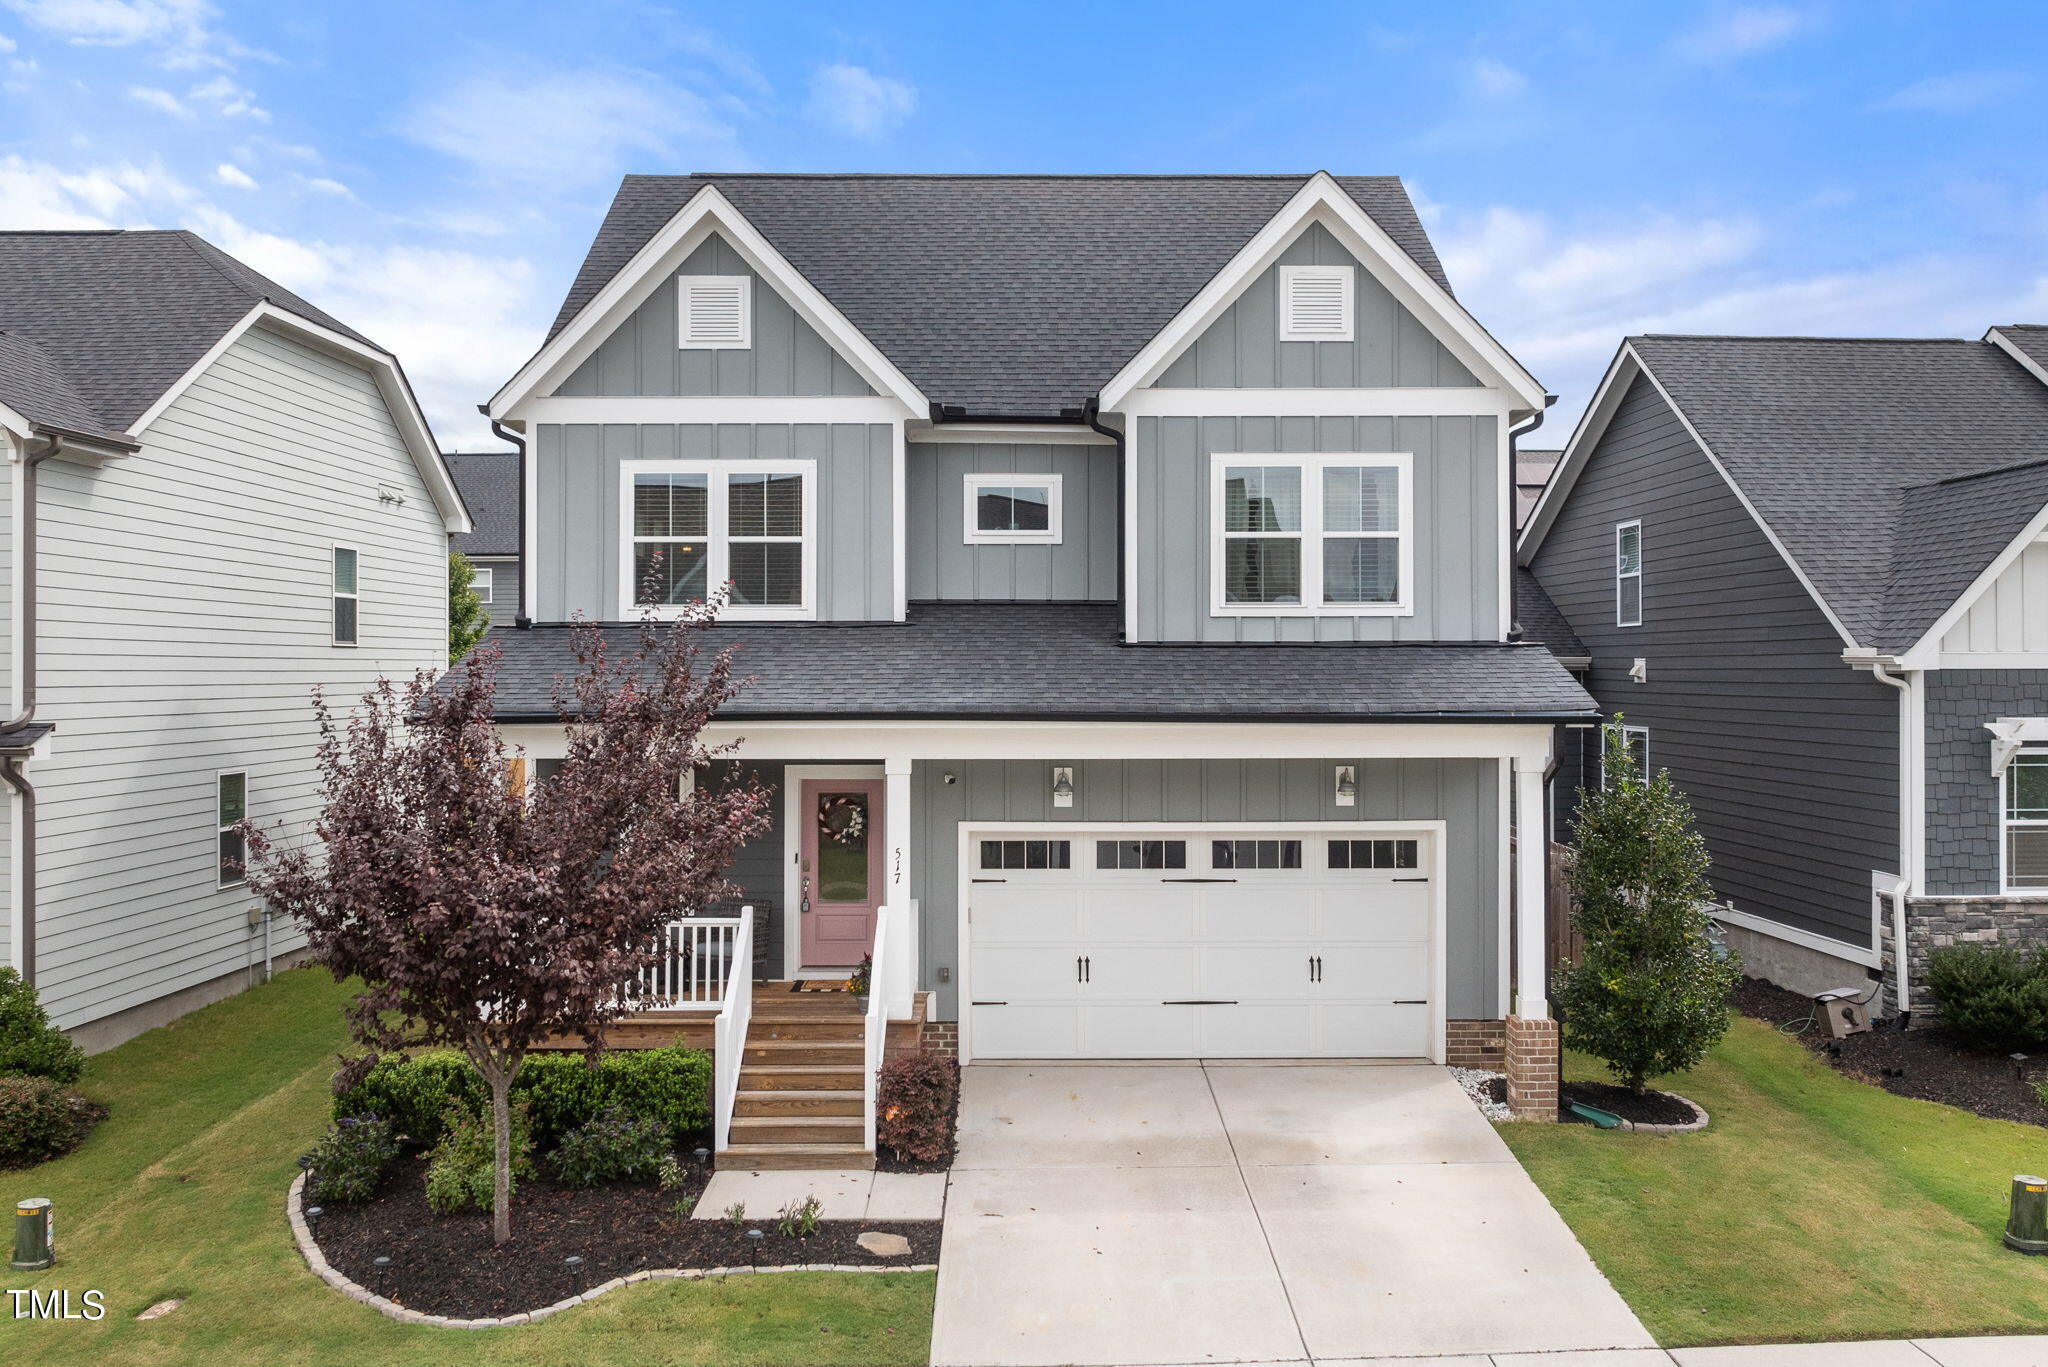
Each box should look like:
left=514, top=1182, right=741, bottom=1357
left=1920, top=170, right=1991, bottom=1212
left=1, top=1, right=2043, bottom=448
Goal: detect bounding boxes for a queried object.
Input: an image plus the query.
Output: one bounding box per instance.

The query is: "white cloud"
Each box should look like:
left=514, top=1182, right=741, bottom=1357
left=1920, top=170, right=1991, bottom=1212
left=1469, top=58, right=1527, bottom=100
left=303, top=176, right=351, bottom=198
left=126, top=83, right=185, bottom=116
left=0, top=31, right=15, bottom=50
left=2, top=0, right=260, bottom=69
left=1871, top=70, right=2028, bottom=114
left=806, top=62, right=915, bottom=138
left=189, top=72, right=266, bottom=119
left=405, top=65, right=744, bottom=190
left=1673, top=5, right=1813, bottom=62
left=212, top=161, right=254, bottom=189
left=0, top=151, right=195, bottom=228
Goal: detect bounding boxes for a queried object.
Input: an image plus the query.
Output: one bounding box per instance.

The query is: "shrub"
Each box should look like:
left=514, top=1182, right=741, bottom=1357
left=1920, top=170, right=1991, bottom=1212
left=303, top=1116, right=402, bottom=1205
left=0, top=1076, right=97, bottom=1167
left=0, top=968, right=86, bottom=1084
left=876, top=1051, right=959, bottom=1164
left=549, top=1105, right=671, bottom=1187
left=778, top=1194, right=822, bottom=1239
left=425, top=1102, right=532, bottom=1216
left=1925, top=943, right=2048, bottom=1052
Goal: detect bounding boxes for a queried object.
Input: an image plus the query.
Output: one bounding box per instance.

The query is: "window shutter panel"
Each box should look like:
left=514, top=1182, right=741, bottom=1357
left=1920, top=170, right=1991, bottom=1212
left=679, top=276, right=750, bottom=347
left=1281, top=266, right=1353, bottom=341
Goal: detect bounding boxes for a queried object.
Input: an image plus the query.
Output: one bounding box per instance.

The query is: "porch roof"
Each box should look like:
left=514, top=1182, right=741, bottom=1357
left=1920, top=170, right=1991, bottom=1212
left=477, top=602, right=1597, bottom=724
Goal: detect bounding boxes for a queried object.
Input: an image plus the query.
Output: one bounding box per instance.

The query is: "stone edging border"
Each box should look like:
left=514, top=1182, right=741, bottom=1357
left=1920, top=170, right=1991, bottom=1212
left=1617, top=1092, right=1710, bottom=1135
left=286, top=1173, right=937, bottom=1329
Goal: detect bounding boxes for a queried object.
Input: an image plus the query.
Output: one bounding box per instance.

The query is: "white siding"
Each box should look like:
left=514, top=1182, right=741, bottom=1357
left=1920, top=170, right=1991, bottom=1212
left=1942, top=540, right=2048, bottom=658
left=29, top=322, right=447, bottom=1029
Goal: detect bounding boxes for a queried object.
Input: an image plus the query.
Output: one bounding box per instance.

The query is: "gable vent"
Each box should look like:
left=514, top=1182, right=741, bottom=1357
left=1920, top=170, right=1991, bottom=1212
left=1279, top=264, right=1354, bottom=343
left=678, top=274, right=752, bottom=349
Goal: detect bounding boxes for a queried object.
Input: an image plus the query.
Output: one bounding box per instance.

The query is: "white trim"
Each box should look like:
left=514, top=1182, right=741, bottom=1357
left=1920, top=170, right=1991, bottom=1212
left=1277, top=263, right=1354, bottom=343
left=781, top=764, right=886, bottom=981
left=1988, top=327, right=2048, bottom=389
left=1118, top=387, right=1513, bottom=419
left=891, top=421, right=908, bottom=621
left=1511, top=757, right=1547, bottom=1018
left=1898, top=496, right=2048, bottom=668
left=1599, top=725, right=1649, bottom=790
left=963, top=472, right=1063, bottom=545
left=490, top=185, right=926, bottom=419
left=215, top=768, right=249, bottom=890
left=1936, top=652, right=2048, bottom=669
left=1615, top=519, right=1643, bottom=627
left=1989, top=719, right=2048, bottom=775
left=1123, top=414, right=1140, bottom=642
left=2002, top=748, right=2048, bottom=894
left=676, top=274, right=752, bottom=349
left=617, top=458, right=817, bottom=621
left=1496, top=756, right=1512, bottom=1021
left=330, top=543, right=360, bottom=647
left=909, top=423, right=1114, bottom=447
left=953, top=817, right=1449, bottom=1066
left=1098, top=173, right=1545, bottom=413
left=471, top=566, right=494, bottom=604
left=1709, top=903, right=1884, bottom=971
left=1209, top=453, right=1413, bottom=618
left=522, top=425, right=538, bottom=621
left=511, top=395, right=907, bottom=426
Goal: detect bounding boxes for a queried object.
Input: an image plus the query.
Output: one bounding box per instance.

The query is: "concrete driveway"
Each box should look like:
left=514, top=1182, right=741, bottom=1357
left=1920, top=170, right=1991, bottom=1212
left=930, top=1061, right=1653, bottom=1367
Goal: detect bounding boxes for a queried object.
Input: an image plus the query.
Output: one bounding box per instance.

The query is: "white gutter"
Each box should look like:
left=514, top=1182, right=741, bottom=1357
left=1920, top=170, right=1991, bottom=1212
left=1863, top=657, right=1918, bottom=1022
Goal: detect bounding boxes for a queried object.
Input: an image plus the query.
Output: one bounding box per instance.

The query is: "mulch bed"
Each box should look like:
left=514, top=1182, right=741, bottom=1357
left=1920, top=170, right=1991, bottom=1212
left=1559, top=1079, right=1698, bottom=1126
left=312, top=1154, right=941, bottom=1319
left=1735, top=975, right=2048, bottom=1128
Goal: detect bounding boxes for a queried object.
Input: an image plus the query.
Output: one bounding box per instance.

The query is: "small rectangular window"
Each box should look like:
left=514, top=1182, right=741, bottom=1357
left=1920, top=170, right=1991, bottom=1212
left=678, top=274, right=752, bottom=349
left=1212, top=839, right=1302, bottom=870
left=1616, top=520, right=1642, bottom=627
left=217, top=772, right=247, bottom=888
left=979, top=839, right=1073, bottom=871
left=1328, top=839, right=1420, bottom=870
left=1278, top=264, right=1354, bottom=342
left=472, top=567, right=493, bottom=604
left=1096, top=839, right=1188, bottom=870
left=2006, top=753, right=2048, bottom=891
left=964, top=473, right=1063, bottom=544
left=1601, top=726, right=1651, bottom=789
left=332, top=546, right=359, bottom=645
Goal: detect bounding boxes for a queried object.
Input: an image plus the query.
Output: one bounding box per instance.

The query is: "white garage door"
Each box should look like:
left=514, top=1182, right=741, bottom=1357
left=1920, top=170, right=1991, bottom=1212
left=967, top=830, right=1436, bottom=1059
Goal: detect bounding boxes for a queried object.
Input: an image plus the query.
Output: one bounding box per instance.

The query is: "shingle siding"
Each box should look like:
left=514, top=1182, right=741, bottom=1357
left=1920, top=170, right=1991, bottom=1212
left=1925, top=670, right=2048, bottom=895
left=1530, top=372, right=1899, bottom=948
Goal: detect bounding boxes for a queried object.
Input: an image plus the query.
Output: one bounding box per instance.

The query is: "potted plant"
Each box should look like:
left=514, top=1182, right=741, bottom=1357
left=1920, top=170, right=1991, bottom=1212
left=848, top=954, right=873, bottom=1011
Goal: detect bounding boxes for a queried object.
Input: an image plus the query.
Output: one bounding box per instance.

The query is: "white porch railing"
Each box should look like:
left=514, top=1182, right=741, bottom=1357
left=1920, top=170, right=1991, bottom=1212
left=863, top=900, right=916, bottom=1151
left=625, top=914, right=749, bottom=1010
left=710, top=906, right=755, bottom=1152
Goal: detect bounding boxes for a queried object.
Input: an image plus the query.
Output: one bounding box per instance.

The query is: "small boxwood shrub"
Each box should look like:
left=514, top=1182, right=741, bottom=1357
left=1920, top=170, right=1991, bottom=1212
left=425, top=1102, right=533, bottom=1215
left=0, top=1076, right=99, bottom=1168
left=876, top=1051, right=959, bottom=1165
left=0, top=967, right=86, bottom=1084
left=335, top=1045, right=711, bottom=1150
left=548, top=1104, right=670, bottom=1187
left=1925, top=942, right=2048, bottom=1052
left=302, top=1115, right=402, bottom=1205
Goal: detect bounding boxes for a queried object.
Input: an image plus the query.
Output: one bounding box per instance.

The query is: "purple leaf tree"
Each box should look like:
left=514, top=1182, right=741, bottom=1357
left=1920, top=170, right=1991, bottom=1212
left=243, top=605, right=770, bottom=1244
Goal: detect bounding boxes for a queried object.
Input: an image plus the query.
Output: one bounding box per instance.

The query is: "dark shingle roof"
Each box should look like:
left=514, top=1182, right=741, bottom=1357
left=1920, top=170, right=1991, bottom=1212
left=1513, top=566, right=1586, bottom=661
left=1514, top=447, right=1560, bottom=530
left=1993, top=324, right=2048, bottom=374
left=546, top=173, right=1451, bottom=418
left=472, top=602, right=1594, bottom=723
left=444, top=451, right=521, bottom=557
left=0, top=331, right=127, bottom=445
left=1628, top=335, right=2048, bottom=651
left=0, top=229, right=374, bottom=435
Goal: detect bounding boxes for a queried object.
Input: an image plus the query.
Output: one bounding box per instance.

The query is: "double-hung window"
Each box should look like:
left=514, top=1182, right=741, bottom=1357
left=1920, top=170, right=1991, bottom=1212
left=621, top=460, right=814, bottom=619
left=1616, top=520, right=1643, bottom=626
left=1213, top=454, right=1411, bottom=615
left=2006, top=752, right=2048, bottom=891
left=217, top=771, right=247, bottom=888
left=472, top=567, right=493, bottom=604
left=1601, top=724, right=1651, bottom=789
left=964, top=473, right=1062, bottom=544
left=331, top=546, right=359, bottom=645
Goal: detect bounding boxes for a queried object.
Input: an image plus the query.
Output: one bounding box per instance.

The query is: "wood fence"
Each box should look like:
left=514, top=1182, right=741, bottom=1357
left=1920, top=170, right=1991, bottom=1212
left=1546, top=841, right=1585, bottom=984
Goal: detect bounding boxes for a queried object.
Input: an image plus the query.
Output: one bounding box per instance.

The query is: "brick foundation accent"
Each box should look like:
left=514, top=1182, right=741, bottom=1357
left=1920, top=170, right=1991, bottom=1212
left=1445, top=1019, right=1507, bottom=1069
left=1505, top=1015, right=1559, bottom=1121
left=920, top=1020, right=959, bottom=1057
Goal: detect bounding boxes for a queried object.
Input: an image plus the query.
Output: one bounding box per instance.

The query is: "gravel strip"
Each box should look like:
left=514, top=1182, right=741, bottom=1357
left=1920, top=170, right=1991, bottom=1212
left=1452, top=1066, right=1512, bottom=1121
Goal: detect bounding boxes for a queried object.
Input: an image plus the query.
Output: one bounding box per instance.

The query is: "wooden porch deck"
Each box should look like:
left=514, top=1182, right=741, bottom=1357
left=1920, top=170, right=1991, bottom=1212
left=533, top=983, right=929, bottom=1054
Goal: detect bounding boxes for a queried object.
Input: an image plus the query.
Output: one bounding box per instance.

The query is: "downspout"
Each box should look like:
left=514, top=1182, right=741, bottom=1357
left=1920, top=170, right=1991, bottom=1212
left=1869, top=660, right=1915, bottom=1025
left=0, top=432, right=62, bottom=986
left=1081, top=399, right=1126, bottom=641
left=491, top=419, right=531, bottom=629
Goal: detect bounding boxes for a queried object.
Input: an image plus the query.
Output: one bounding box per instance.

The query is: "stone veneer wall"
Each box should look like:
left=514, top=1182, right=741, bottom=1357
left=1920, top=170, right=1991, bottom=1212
left=1881, top=893, right=2048, bottom=1020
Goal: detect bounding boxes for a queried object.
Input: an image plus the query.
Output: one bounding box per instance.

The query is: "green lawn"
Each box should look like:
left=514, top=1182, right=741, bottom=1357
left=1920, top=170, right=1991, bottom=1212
left=1503, top=1016, right=2048, bottom=1347
left=0, top=968, right=933, bottom=1366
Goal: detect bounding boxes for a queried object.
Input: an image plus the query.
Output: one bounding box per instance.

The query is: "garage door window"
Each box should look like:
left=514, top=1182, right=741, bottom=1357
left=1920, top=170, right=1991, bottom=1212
left=979, top=839, right=1073, bottom=871
left=1212, top=839, right=1302, bottom=870
left=1328, top=839, right=1419, bottom=870
left=1096, top=839, right=1187, bottom=870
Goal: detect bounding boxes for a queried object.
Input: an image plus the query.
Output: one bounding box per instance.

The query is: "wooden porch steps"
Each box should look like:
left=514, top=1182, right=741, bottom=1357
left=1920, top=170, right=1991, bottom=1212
left=717, top=1142, right=875, bottom=1171
left=719, top=984, right=876, bottom=1170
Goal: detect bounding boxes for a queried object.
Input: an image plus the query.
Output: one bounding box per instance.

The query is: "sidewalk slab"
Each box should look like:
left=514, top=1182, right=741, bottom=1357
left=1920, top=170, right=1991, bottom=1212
left=1672, top=1342, right=1939, bottom=1366
left=1916, top=1338, right=2048, bottom=1366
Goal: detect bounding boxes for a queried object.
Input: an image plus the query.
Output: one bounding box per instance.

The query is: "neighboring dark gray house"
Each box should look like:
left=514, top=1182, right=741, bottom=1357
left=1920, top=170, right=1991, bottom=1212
left=1520, top=329, right=2048, bottom=1019
left=483, top=171, right=1597, bottom=1163
left=445, top=450, right=522, bottom=626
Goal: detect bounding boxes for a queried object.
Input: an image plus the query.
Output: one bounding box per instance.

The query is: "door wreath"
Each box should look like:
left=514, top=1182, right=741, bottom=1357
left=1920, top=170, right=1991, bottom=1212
left=816, top=794, right=867, bottom=845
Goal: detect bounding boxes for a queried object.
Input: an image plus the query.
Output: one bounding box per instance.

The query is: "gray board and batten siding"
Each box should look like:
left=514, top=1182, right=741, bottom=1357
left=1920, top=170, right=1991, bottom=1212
left=906, top=757, right=1503, bottom=1022
left=555, top=233, right=874, bottom=398
left=1131, top=413, right=1501, bottom=643
left=907, top=442, right=1118, bottom=602
left=1529, top=372, right=1898, bottom=949
left=1925, top=670, right=2048, bottom=896
left=531, top=421, right=894, bottom=622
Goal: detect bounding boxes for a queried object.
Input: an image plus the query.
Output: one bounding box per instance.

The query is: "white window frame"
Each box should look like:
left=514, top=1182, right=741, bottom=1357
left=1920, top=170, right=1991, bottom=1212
left=962, top=472, right=1063, bottom=545
left=472, top=566, right=493, bottom=604
left=676, top=274, right=752, bottom=350
left=216, top=769, right=248, bottom=889
left=1616, top=519, right=1643, bottom=628
left=617, top=459, right=817, bottom=622
left=2003, top=749, right=2048, bottom=892
left=1277, top=264, right=1355, bottom=342
left=1209, top=453, right=1413, bottom=617
left=1602, top=725, right=1651, bottom=790
left=331, top=543, right=359, bottom=647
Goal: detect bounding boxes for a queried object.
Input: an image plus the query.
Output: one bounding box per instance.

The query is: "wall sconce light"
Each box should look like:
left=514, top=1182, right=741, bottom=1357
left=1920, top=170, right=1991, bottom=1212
left=1334, top=765, right=1358, bottom=807
left=1051, top=766, right=1075, bottom=808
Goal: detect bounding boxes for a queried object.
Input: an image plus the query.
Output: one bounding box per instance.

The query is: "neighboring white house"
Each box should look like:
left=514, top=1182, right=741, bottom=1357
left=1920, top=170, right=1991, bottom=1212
left=0, top=229, right=468, bottom=1049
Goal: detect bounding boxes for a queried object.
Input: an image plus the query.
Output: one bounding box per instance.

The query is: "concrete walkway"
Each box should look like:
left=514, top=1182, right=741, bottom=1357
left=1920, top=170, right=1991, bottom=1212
left=1302, top=1339, right=2048, bottom=1364
left=929, top=1061, right=1653, bottom=1367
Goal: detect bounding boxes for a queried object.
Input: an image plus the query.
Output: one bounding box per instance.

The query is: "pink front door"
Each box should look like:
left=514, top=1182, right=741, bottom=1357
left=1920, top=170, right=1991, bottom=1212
left=798, top=779, right=884, bottom=968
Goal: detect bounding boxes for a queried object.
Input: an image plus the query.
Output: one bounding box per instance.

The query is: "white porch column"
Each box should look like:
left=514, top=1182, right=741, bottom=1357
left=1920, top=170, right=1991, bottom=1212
left=882, top=757, right=915, bottom=1019
left=1512, top=755, right=1549, bottom=1020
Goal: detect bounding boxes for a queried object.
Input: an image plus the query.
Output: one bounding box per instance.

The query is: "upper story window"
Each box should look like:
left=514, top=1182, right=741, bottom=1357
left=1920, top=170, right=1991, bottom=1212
left=1278, top=264, right=1353, bottom=342
left=216, top=771, right=247, bottom=888
left=2006, top=752, right=2048, bottom=891
left=331, top=546, right=359, bottom=646
left=1602, top=724, right=1650, bottom=789
left=964, top=473, right=1062, bottom=545
left=472, top=567, right=494, bottom=604
left=1616, top=520, right=1643, bottom=627
left=1212, top=454, right=1411, bottom=617
left=677, top=274, right=751, bottom=349
left=621, top=460, right=814, bottom=620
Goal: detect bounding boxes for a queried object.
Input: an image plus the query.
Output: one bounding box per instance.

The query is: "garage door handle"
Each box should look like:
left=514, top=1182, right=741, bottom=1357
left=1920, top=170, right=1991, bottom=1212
left=972, top=877, right=1008, bottom=883
left=971, top=1000, right=1008, bottom=1006
left=1393, top=877, right=1430, bottom=883
left=1161, top=877, right=1236, bottom=883
left=1162, top=1000, right=1237, bottom=1006
left=1394, top=999, right=1426, bottom=1005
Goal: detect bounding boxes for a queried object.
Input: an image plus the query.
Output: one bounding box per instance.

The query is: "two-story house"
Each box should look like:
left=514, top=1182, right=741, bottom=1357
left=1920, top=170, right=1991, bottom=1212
left=1520, top=330, right=2048, bottom=1023
left=0, top=229, right=467, bottom=1050
left=446, top=450, right=522, bottom=628
left=483, top=172, right=1596, bottom=1164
